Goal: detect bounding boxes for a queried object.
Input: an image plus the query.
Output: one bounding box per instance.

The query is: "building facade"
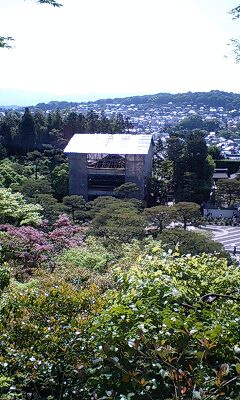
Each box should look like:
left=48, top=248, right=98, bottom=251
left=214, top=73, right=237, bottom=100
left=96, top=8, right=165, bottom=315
left=64, top=133, right=153, bottom=201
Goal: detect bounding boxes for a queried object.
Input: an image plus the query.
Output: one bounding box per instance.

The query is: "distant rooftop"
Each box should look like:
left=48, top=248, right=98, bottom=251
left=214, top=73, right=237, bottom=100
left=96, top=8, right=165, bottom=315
left=213, top=172, right=228, bottom=179
left=213, top=168, right=229, bottom=180
left=64, top=133, right=153, bottom=155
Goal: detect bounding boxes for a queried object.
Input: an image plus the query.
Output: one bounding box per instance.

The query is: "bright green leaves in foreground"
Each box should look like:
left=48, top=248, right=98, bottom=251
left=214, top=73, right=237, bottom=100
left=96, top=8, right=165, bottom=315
left=0, top=242, right=240, bottom=398
left=87, top=247, right=240, bottom=399
left=0, top=279, right=103, bottom=399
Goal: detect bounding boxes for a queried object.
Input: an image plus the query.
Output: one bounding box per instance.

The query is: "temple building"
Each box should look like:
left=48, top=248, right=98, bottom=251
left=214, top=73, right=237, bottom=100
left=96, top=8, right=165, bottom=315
left=64, top=133, right=154, bottom=201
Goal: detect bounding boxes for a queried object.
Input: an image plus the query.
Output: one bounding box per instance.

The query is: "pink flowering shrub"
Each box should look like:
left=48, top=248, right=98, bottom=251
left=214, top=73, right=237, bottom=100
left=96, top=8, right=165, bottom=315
left=0, top=214, right=83, bottom=279
left=48, top=214, right=83, bottom=252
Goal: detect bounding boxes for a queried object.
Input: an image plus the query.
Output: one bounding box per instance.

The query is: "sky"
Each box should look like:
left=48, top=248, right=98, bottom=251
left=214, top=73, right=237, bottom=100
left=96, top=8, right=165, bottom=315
left=1, top=0, right=240, bottom=105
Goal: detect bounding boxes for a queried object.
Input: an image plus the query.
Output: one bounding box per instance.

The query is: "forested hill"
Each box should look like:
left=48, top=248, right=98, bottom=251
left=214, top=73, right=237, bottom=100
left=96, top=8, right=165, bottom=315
left=35, top=90, right=240, bottom=111
left=34, top=100, right=80, bottom=111
left=92, top=90, right=240, bottom=109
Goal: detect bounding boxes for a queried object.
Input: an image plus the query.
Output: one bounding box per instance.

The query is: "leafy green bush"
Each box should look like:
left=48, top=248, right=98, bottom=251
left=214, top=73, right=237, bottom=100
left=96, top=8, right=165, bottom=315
left=86, top=244, right=240, bottom=399
left=58, top=247, right=108, bottom=273
left=0, top=264, right=10, bottom=292
left=0, top=278, right=103, bottom=399
left=53, top=238, right=115, bottom=289
left=0, top=188, right=42, bottom=225
left=158, top=228, right=230, bottom=260
left=1, top=241, right=240, bottom=399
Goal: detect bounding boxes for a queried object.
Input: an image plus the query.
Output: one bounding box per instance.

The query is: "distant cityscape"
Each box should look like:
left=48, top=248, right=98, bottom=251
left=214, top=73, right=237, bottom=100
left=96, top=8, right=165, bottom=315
left=2, top=90, right=240, bottom=159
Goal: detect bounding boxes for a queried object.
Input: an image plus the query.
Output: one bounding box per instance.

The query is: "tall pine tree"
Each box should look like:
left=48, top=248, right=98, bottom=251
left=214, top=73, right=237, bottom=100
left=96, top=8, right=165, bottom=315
left=19, top=108, right=36, bottom=154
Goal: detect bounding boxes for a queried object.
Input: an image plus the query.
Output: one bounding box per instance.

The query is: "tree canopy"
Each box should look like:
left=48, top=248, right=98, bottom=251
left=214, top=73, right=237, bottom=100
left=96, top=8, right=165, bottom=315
left=166, top=130, right=214, bottom=203
left=0, top=187, right=42, bottom=225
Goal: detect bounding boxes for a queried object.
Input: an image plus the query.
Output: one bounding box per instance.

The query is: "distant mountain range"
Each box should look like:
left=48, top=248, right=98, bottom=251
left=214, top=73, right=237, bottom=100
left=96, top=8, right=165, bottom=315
left=1, top=90, right=240, bottom=111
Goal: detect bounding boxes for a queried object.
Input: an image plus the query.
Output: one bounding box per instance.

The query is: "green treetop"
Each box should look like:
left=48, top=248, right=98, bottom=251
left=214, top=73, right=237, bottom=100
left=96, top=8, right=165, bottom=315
left=0, top=188, right=42, bottom=225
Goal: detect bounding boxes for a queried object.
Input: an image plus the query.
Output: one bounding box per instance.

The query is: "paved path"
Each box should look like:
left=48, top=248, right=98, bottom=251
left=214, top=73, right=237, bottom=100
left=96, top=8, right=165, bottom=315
left=202, top=225, right=240, bottom=254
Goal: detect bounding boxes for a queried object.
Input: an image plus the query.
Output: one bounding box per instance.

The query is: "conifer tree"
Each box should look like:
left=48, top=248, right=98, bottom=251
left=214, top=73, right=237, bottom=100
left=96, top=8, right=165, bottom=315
left=19, top=107, right=36, bottom=154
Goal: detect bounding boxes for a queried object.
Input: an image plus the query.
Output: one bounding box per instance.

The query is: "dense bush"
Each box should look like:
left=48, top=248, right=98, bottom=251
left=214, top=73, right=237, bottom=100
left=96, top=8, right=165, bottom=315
left=0, top=214, right=83, bottom=279
left=158, top=228, right=230, bottom=260
left=0, top=279, right=103, bottom=399
left=87, top=244, right=240, bottom=399
left=0, top=188, right=42, bottom=226
left=90, top=199, right=146, bottom=243
left=52, top=237, right=115, bottom=289
left=0, top=241, right=240, bottom=399
left=57, top=247, right=108, bottom=273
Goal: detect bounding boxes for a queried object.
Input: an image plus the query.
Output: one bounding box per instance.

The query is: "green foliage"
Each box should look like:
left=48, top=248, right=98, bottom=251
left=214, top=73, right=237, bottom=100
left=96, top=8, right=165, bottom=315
left=153, top=136, right=164, bottom=157
left=0, top=138, right=7, bottom=160
left=0, top=112, right=20, bottom=155
left=0, top=159, right=28, bottom=188
left=0, top=237, right=240, bottom=398
left=0, top=188, right=42, bottom=225
left=18, top=108, right=36, bottom=154
left=87, top=196, right=142, bottom=218
left=215, top=179, right=240, bottom=207
left=51, top=163, right=69, bottom=200
left=178, top=115, right=220, bottom=133
left=63, top=195, right=86, bottom=222
left=0, top=265, right=10, bottom=292
left=0, top=109, right=131, bottom=158
left=0, top=279, right=103, bottom=399
left=167, top=135, right=186, bottom=199
left=113, top=182, right=140, bottom=199
left=87, top=196, right=118, bottom=218
left=149, top=159, right=174, bottom=205
left=16, top=177, right=53, bottom=199
left=53, top=237, right=114, bottom=289
left=166, top=131, right=214, bottom=203
left=90, top=199, right=146, bottom=243
left=158, top=228, right=230, bottom=259
left=208, top=145, right=223, bottom=160
left=57, top=247, right=108, bottom=273
left=35, top=193, right=65, bottom=222
left=0, top=214, right=83, bottom=280
left=204, top=118, right=220, bottom=132
left=116, top=89, right=240, bottom=110
left=179, top=115, right=205, bottom=131
left=174, top=201, right=201, bottom=229
left=88, top=245, right=240, bottom=399
left=24, top=150, right=50, bottom=179
left=144, top=205, right=176, bottom=233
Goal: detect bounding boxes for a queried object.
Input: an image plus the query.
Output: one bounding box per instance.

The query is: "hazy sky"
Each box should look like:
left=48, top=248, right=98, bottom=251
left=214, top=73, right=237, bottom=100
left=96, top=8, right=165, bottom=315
left=1, top=0, right=240, bottom=105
